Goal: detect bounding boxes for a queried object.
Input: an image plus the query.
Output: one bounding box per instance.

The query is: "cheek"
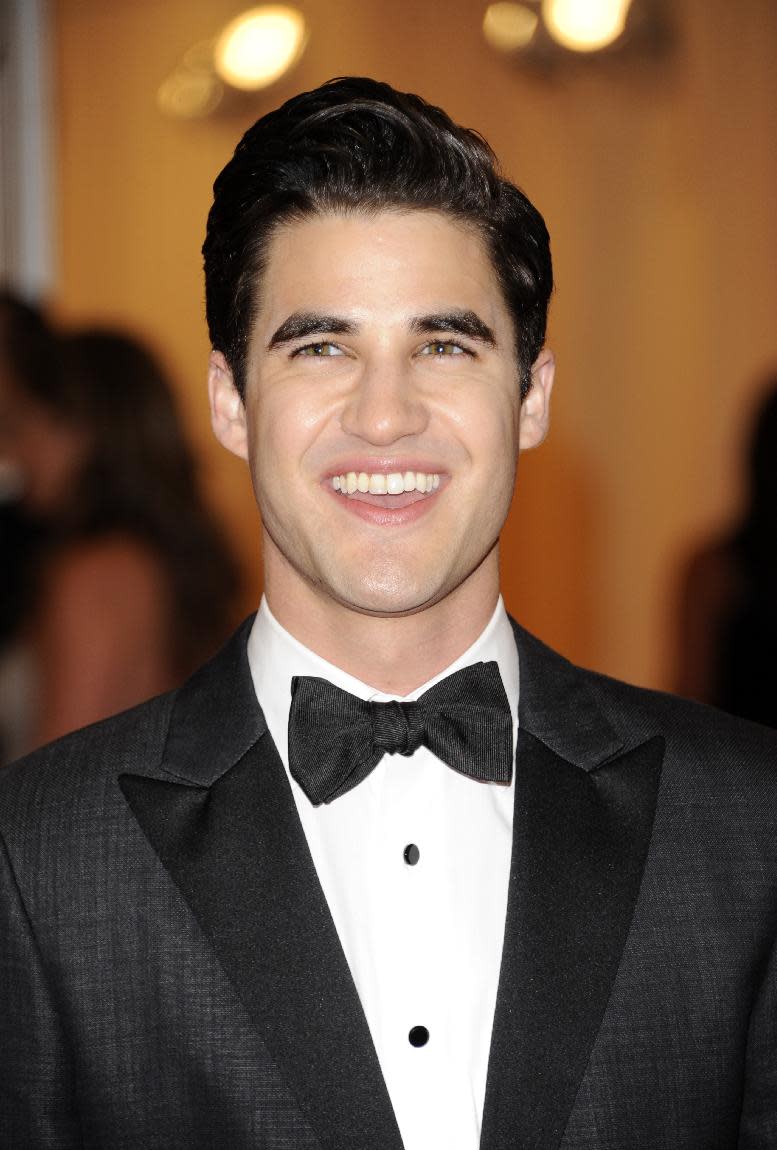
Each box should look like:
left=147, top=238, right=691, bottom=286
left=457, top=391, right=520, bottom=465
left=465, top=405, right=521, bottom=520
left=249, top=406, right=325, bottom=525
left=252, top=385, right=335, bottom=465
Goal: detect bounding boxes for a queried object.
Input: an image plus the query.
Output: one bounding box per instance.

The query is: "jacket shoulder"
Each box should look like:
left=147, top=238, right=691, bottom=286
left=0, top=689, right=177, bottom=837
left=514, top=618, right=777, bottom=772
left=587, top=661, right=777, bottom=763
left=0, top=616, right=257, bottom=842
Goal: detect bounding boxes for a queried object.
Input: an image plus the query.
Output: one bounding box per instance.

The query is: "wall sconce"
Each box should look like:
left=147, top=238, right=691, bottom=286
left=542, top=0, right=632, bottom=52
left=214, top=7, right=308, bottom=91
left=483, top=3, right=540, bottom=53
left=158, top=5, right=308, bottom=120
left=483, top=0, right=667, bottom=64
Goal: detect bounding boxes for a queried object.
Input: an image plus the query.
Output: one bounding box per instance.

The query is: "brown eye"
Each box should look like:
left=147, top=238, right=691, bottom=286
left=297, top=342, right=342, bottom=357
left=422, top=340, right=465, bottom=357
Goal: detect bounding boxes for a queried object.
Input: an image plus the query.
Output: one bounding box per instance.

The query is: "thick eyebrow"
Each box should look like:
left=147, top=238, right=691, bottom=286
left=267, top=312, right=357, bottom=350
left=266, top=307, right=498, bottom=351
left=410, top=310, right=497, bottom=347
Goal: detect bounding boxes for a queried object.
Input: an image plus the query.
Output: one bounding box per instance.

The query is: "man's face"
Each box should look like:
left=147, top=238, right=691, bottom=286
left=210, top=209, right=553, bottom=619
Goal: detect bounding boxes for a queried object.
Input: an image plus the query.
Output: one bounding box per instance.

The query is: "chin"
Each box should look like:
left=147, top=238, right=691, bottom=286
left=324, top=569, right=449, bottom=619
left=337, top=568, right=464, bottom=616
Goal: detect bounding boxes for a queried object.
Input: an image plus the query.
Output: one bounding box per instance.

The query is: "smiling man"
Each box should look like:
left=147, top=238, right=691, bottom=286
left=209, top=208, right=552, bottom=688
left=2, top=78, right=776, bottom=1150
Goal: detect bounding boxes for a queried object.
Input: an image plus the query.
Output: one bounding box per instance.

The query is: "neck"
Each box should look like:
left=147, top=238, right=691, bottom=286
left=264, top=556, right=501, bottom=696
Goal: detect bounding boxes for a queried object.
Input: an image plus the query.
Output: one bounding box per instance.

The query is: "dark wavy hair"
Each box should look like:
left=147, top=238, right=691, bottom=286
left=21, top=325, right=241, bottom=673
left=734, top=377, right=777, bottom=575
left=203, top=76, right=553, bottom=399
left=0, top=291, right=56, bottom=641
left=0, top=289, right=60, bottom=403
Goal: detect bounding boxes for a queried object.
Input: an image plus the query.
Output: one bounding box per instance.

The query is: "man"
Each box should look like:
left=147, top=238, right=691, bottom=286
left=1, top=78, right=775, bottom=1150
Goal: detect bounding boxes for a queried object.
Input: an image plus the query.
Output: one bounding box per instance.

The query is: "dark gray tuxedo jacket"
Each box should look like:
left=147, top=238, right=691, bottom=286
left=1, top=617, right=776, bottom=1149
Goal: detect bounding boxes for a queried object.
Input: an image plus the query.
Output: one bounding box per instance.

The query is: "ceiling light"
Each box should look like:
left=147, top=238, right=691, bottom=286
left=214, top=6, right=308, bottom=91
left=542, top=0, right=632, bottom=52
left=483, top=3, right=539, bottom=52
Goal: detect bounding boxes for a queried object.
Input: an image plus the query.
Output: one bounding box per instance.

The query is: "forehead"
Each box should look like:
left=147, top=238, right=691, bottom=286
left=254, top=209, right=509, bottom=331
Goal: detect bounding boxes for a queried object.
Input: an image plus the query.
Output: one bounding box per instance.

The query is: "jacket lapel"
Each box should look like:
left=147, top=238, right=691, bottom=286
left=119, top=620, right=403, bottom=1150
left=480, top=623, right=664, bottom=1150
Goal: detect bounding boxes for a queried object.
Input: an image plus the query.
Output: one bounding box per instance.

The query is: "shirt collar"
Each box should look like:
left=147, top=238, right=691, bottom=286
left=247, top=595, right=519, bottom=769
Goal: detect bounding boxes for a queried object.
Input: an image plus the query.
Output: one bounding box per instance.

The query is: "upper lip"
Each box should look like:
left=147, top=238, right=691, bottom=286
left=323, top=459, right=445, bottom=477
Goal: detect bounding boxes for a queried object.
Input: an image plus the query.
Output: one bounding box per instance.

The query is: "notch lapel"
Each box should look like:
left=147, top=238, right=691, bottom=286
left=120, top=621, right=403, bottom=1150
left=479, top=624, right=664, bottom=1150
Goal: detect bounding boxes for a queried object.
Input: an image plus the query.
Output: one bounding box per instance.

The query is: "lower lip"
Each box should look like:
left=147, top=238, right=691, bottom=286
left=324, top=483, right=442, bottom=525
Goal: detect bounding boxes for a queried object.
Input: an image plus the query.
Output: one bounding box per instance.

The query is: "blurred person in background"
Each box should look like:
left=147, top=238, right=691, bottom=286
left=0, top=292, right=53, bottom=762
left=676, top=376, right=777, bottom=728
left=0, top=295, right=241, bottom=756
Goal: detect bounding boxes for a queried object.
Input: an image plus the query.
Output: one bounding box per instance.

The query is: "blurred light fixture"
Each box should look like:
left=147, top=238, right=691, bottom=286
left=157, top=41, right=224, bottom=119
left=214, top=6, right=308, bottom=91
left=482, top=0, right=666, bottom=65
left=158, top=7, right=308, bottom=119
left=483, top=3, right=539, bottom=52
left=542, top=0, right=632, bottom=51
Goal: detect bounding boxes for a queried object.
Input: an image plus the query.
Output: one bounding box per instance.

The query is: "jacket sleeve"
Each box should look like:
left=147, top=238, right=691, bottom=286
left=738, top=925, right=777, bottom=1148
left=0, top=828, right=81, bottom=1148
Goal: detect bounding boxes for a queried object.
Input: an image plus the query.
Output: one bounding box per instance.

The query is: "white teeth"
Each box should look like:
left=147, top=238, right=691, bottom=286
left=331, top=470, right=441, bottom=496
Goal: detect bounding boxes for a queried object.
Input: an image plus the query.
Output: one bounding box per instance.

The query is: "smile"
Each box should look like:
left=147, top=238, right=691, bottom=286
left=332, top=471, right=441, bottom=496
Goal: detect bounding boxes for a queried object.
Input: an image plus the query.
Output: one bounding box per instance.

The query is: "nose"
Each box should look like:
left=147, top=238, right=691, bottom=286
left=340, top=360, right=429, bottom=446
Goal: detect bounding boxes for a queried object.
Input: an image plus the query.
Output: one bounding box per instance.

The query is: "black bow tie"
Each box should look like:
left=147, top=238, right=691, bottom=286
left=287, top=661, right=513, bottom=805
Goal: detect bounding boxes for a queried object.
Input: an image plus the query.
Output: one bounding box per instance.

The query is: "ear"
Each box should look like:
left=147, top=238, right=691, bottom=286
left=518, top=347, right=555, bottom=451
left=208, top=351, right=248, bottom=460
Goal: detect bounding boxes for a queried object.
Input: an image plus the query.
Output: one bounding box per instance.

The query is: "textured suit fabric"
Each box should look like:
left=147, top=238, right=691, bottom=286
left=1, top=616, right=776, bottom=1149
left=0, top=697, right=320, bottom=1150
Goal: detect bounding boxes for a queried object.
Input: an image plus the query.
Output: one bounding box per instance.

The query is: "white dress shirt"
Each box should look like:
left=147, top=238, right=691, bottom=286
left=247, top=597, right=519, bottom=1150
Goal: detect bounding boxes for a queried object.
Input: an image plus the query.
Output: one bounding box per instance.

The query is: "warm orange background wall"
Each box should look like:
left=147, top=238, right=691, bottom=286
left=51, top=0, right=777, bottom=689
